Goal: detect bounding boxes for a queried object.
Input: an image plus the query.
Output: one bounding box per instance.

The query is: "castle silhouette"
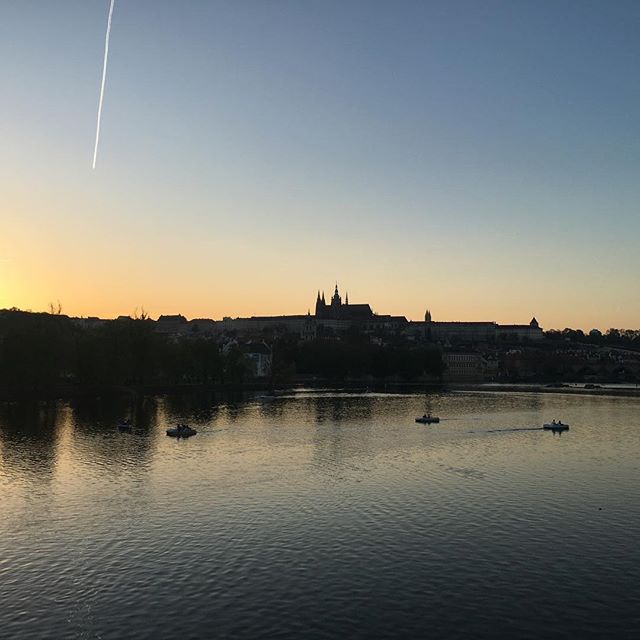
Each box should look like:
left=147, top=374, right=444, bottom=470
left=314, top=284, right=374, bottom=321
left=154, top=282, right=542, bottom=344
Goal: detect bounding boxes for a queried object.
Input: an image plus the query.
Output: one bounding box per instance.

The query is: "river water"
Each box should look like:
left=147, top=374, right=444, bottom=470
left=1, top=390, right=639, bottom=639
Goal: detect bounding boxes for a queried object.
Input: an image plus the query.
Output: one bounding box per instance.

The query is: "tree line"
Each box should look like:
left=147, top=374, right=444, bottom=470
left=0, top=311, right=245, bottom=389
left=545, top=328, right=640, bottom=351
left=0, top=310, right=445, bottom=392
left=273, top=336, right=444, bottom=381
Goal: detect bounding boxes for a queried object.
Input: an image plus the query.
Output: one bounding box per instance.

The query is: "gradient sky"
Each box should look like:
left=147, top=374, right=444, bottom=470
left=1, top=0, right=639, bottom=329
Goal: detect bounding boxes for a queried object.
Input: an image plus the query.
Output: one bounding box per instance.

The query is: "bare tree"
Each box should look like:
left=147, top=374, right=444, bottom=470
left=48, top=300, right=63, bottom=315
left=133, top=306, right=150, bottom=321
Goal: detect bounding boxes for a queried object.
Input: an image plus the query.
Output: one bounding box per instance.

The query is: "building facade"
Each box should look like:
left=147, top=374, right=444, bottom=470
left=408, top=310, right=543, bottom=344
left=154, top=285, right=544, bottom=345
left=315, top=284, right=374, bottom=322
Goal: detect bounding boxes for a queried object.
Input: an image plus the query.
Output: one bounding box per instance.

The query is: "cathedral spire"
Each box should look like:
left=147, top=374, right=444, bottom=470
left=331, top=282, right=342, bottom=307
left=315, top=290, right=326, bottom=317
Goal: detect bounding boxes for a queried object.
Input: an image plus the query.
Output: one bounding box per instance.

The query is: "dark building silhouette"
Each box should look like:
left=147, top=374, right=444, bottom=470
left=315, top=284, right=373, bottom=321
left=409, top=310, right=543, bottom=343
left=143, top=283, right=541, bottom=344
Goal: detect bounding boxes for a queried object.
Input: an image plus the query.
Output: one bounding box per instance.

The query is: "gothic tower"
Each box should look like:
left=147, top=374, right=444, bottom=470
left=331, top=283, right=342, bottom=308
left=315, top=290, right=327, bottom=317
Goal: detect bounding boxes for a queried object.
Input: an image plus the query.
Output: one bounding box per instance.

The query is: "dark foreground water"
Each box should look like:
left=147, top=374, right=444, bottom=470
left=1, top=390, right=639, bottom=639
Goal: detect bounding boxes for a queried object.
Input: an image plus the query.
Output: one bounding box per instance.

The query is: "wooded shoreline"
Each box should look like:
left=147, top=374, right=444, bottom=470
left=2, top=379, right=639, bottom=402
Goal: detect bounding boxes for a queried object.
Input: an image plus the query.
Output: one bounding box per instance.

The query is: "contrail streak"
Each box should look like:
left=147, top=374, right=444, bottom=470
left=92, top=0, right=115, bottom=169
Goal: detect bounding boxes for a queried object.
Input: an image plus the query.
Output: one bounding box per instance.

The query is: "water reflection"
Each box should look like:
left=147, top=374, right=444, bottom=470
left=62, top=397, right=159, bottom=474
left=161, top=390, right=229, bottom=424
left=0, top=401, right=64, bottom=482
left=1, top=391, right=639, bottom=639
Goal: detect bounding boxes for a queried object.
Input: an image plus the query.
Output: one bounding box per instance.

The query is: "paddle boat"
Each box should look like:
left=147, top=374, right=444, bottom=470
left=117, top=419, right=133, bottom=432
left=543, top=420, right=569, bottom=432
left=166, top=423, right=197, bottom=438
left=415, top=414, right=440, bottom=424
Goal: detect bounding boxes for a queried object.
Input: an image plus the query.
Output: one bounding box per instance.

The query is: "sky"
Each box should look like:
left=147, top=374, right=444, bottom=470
left=1, top=0, right=639, bottom=329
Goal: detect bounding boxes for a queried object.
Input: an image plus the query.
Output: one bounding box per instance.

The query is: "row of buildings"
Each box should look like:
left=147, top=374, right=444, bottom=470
left=150, top=283, right=543, bottom=345
left=73, top=284, right=544, bottom=380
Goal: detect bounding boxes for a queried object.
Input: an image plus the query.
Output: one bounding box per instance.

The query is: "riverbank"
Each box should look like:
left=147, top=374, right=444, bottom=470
left=0, top=381, right=275, bottom=402
left=450, top=383, right=640, bottom=398
left=2, top=379, right=639, bottom=402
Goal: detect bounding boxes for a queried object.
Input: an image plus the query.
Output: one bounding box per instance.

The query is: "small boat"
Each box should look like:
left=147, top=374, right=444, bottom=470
left=117, top=419, right=133, bottom=432
left=543, top=420, right=569, bottom=431
left=416, top=414, right=440, bottom=424
left=166, top=424, right=197, bottom=438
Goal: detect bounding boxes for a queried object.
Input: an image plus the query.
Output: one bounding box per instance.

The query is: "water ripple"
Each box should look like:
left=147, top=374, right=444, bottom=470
left=0, top=392, right=639, bottom=638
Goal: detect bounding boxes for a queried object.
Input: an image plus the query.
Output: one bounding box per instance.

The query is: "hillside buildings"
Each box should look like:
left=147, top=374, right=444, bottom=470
left=410, top=310, right=543, bottom=344
left=201, top=283, right=544, bottom=382
left=4, top=300, right=638, bottom=387
left=152, top=283, right=543, bottom=346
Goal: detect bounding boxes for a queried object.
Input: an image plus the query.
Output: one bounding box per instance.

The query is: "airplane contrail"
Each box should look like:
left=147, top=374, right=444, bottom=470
left=92, top=0, right=115, bottom=169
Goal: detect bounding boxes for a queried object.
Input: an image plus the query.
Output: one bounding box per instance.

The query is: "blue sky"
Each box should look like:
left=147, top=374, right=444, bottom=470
left=1, top=0, right=639, bottom=328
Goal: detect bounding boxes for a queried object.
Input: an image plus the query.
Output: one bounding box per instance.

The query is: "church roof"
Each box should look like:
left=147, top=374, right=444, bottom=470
left=341, top=304, right=373, bottom=318
left=499, top=324, right=531, bottom=329
left=427, top=321, right=496, bottom=326
left=158, top=314, right=187, bottom=323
